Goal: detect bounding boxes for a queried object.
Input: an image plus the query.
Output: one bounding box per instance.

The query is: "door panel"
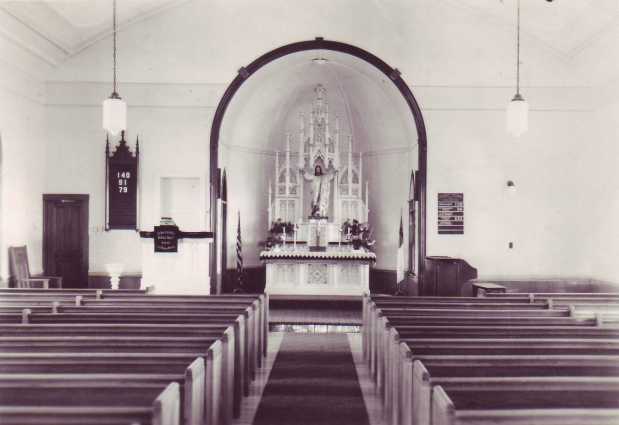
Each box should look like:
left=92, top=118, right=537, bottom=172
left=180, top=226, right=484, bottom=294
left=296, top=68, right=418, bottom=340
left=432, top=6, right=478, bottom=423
left=43, top=195, right=89, bottom=288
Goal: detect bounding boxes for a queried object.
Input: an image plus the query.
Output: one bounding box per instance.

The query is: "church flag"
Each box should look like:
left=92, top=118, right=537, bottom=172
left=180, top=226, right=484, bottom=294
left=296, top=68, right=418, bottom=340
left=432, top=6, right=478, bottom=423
left=236, top=211, right=244, bottom=291
left=396, top=210, right=405, bottom=283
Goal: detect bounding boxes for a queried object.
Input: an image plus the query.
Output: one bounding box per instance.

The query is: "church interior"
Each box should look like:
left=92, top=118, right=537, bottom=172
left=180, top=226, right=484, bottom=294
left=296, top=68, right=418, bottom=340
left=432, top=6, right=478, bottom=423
left=1, top=0, right=619, bottom=424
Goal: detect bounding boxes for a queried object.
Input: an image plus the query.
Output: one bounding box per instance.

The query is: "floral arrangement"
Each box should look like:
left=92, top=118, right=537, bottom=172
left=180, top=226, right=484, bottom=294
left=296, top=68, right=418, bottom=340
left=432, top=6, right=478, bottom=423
left=266, top=219, right=297, bottom=249
left=270, top=219, right=296, bottom=235
left=341, top=219, right=375, bottom=250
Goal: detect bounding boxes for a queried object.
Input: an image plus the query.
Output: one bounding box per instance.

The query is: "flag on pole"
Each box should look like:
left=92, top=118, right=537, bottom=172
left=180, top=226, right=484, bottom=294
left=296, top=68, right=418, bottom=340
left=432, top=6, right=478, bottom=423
left=236, top=211, right=244, bottom=292
left=396, top=210, right=405, bottom=283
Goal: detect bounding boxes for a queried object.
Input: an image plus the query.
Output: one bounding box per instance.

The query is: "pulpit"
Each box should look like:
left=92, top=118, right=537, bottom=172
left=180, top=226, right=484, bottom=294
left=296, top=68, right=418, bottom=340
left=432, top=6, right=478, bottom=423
left=139, top=220, right=213, bottom=294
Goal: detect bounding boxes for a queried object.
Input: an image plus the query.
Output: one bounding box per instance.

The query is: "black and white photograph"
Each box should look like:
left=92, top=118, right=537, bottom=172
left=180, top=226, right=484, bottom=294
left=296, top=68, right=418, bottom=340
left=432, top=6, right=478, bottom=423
left=0, top=0, right=618, bottom=424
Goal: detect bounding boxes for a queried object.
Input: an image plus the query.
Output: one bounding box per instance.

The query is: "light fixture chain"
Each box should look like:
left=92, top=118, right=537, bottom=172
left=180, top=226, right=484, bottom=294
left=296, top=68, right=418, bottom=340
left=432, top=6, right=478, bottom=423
left=516, top=0, right=520, bottom=95
left=113, top=0, right=117, bottom=94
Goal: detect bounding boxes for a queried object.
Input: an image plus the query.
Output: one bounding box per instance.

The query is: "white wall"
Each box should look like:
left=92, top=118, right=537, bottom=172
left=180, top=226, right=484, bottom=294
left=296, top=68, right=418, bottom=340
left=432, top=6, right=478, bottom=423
left=587, top=94, right=619, bottom=283
left=2, top=0, right=617, bottom=284
left=44, top=82, right=216, bottom=273
left=0, top=48, right=49, bottom=281
left=424, top=87, right=595, bottom=278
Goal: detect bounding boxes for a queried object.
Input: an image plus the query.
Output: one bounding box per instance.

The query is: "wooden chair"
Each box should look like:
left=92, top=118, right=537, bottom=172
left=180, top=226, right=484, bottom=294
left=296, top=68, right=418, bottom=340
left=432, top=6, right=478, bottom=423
left=8, top=246, right=62, bottom=289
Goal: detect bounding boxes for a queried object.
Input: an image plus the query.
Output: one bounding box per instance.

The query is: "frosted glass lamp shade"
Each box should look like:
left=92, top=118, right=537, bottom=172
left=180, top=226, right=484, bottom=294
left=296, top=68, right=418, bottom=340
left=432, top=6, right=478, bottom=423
left=102, top=95, right=127, bottom=136
left=506, top=94, right=529, bottom=137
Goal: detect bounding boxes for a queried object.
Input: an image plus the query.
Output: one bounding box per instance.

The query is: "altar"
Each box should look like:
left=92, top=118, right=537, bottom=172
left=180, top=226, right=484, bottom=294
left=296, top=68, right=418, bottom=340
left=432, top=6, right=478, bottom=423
left=260, top=84, right=376, bottom=296
left=261, top=246, right=374, bottom=295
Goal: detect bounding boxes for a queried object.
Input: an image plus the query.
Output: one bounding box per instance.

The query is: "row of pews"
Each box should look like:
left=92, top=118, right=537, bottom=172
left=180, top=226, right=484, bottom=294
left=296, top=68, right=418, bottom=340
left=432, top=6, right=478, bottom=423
left=0, top=287, right=268, bottom=425
left=362, top=291, right=619, bottom=425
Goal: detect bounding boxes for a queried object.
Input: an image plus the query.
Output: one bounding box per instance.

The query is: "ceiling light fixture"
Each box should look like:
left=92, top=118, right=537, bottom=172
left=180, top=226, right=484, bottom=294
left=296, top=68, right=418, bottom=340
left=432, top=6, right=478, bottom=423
left=102, top=0, right=126, bottom=136
left=312, top=57, right=328, bottom=65
left=506, top=0, right=528, bottom=137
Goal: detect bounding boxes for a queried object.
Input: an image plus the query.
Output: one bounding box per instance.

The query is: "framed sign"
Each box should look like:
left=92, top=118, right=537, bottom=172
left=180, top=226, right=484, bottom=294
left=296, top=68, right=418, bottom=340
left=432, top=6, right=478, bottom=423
left=438, top=193, right=464, bottom=234
left=154, top=225, right=179, bottom=252
left=106, top=131, right=139, bottom=230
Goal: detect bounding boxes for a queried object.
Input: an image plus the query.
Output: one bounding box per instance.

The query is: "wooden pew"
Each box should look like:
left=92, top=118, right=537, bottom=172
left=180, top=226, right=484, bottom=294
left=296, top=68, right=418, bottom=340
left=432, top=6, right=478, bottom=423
left=365, top=295, right=605, bottom=375
left=0, top=333, right=229, bottom=425
left=362, top=293, right=560, bottom=361
left=0, top=370, right=203, bottom=425
left=0, top=381, right=180, bottom=425
left=0, top=294, right=267, bottom=371
left=431, top=379, right=619, bottom=425
left=485, top=292, right=619, bottom=299
left=8, top=302, right=257, bottom=412
left=374, top=314, right=612, bottom=422
left=410, top=360, right=619, bottom=425
left=370, top=310, right=594, bottom=388
left=0, top=321, right=252, bottom=409
left=385, top=337, right=619, bottom=424
left=365, top=293, right=619, bottom=425
left=0, top=292, right=264, bottom=425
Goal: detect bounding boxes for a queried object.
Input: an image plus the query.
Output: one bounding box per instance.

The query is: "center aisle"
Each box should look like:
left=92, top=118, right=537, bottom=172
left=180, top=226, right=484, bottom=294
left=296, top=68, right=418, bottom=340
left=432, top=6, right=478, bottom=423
left=252, top=333, right=371, bottom=425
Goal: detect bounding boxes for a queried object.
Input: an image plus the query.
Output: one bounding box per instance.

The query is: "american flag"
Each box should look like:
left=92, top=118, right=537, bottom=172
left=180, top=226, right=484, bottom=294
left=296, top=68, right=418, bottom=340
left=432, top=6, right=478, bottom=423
left=236, top=211, right=244, bottom=291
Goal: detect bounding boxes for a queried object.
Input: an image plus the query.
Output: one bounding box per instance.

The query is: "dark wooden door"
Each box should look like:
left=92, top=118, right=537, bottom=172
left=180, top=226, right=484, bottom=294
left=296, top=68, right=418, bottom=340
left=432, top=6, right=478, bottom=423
left=43, top=194, right=89, bottom=288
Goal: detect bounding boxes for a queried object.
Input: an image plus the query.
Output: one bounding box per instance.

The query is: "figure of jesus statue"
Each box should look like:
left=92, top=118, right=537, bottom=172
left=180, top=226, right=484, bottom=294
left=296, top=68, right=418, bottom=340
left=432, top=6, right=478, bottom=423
left=302, top=163, right=337, bottom=218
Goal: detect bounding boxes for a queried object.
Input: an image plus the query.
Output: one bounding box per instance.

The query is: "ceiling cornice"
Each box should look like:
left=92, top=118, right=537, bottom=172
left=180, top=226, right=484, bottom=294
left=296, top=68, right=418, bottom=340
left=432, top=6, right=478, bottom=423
left=0, top=7, right=67, bottom=66
left=0, top=0, right=192, bottom=67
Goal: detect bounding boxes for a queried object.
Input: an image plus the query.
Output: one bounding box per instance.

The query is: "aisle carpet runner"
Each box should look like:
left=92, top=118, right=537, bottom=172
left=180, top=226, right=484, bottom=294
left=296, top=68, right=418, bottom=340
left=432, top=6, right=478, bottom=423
left=252, top=333, right=370, bottom=425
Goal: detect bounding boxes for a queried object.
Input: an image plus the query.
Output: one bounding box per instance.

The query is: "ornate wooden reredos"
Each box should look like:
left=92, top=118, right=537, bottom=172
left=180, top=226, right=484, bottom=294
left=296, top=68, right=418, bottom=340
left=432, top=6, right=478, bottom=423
left=268, top=84, right=368, bottom=226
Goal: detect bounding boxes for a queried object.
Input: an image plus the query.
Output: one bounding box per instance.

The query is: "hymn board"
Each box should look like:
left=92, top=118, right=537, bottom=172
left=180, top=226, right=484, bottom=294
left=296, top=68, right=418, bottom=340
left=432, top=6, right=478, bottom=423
left=105, top=131, right=139, bottom=230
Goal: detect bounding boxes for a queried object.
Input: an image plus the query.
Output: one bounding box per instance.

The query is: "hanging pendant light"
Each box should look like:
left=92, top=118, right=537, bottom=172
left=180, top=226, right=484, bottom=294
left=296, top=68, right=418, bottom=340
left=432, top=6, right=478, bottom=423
left=506, top=0, right=528, bottom=137
left=102, top=0, right=126, bottom=136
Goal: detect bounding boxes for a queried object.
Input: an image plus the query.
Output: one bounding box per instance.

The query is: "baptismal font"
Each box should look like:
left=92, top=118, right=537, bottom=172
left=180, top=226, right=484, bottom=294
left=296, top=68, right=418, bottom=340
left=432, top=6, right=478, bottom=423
left=261, top=84, right=375, bottom=295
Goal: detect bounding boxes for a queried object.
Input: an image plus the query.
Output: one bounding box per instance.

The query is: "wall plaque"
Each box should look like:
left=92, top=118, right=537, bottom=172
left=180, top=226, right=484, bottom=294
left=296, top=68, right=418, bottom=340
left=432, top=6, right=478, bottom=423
left=154, top=225, right=179, bottom=252
left=438, top=193, right=464, bottom=235
left=106, top=132, right=139, bottom=230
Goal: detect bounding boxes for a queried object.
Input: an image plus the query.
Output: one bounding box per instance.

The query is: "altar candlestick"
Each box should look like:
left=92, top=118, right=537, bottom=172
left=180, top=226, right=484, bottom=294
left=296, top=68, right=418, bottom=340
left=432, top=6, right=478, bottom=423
left=293, top=227, right=297, bottom=249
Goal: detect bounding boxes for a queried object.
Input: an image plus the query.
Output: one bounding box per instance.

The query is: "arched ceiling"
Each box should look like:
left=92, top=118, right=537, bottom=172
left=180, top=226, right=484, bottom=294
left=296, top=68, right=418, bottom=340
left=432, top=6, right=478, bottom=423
left=220, top=49, right=418, bottom=155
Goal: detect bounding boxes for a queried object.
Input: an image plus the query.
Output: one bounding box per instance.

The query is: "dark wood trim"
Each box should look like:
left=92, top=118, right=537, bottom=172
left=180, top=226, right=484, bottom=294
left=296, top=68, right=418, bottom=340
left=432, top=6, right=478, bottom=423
left=223, top=266, right=265, bottom=294
left=208, top=38, right=428, bottom=291
left=220, top=169, right=228, bottom=294
left=139, top=231, right=213, bottom=238
left=369, top=268, right=397, bottom=295
left=88, top=273, right=142, bottom=290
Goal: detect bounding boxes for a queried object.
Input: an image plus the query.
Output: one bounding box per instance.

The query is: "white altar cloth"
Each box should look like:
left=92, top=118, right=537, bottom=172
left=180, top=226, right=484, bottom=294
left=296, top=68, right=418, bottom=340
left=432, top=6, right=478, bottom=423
left=260, top=248, right=374, bottom=296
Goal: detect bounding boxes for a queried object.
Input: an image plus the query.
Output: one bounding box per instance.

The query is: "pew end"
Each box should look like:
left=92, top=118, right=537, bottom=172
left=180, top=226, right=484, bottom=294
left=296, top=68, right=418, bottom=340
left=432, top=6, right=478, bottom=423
left=413, top=360, right=432, bottom=425
left=431, top=385, right=455, bottom=425
left=153, top=382, right=181, bottom=425
left=184, top=357, right=205, bottom=425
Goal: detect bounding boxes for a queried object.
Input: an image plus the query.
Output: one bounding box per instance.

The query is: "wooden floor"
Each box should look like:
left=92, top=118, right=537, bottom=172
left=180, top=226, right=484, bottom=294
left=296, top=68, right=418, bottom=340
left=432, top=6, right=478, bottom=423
left=232, top=332, right=385, bottom=425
